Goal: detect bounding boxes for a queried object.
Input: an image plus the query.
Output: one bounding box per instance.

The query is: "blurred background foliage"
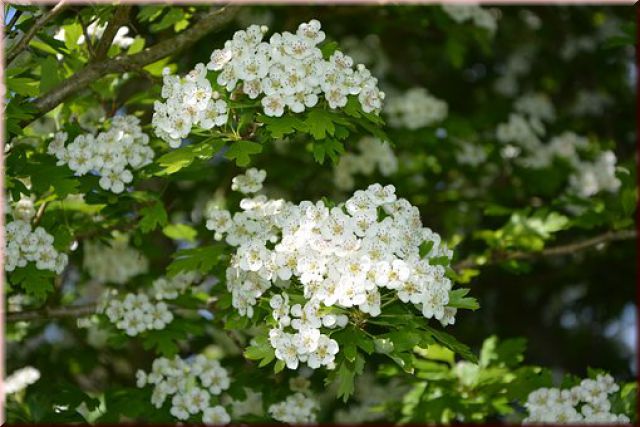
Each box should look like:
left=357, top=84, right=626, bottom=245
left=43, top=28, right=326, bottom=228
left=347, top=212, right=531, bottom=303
left=4, top=2, right=636, bottom=423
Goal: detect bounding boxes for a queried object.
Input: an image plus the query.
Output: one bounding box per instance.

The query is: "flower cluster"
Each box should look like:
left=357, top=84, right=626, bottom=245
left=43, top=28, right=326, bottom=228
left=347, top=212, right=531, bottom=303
left=495, top=106, right=622, bottom=199
left=153, top=20, right=384, bottom=146
left=48, top=115, right=154, bottom=193
left=268, top=392, right=318, bottom=424
left=231, top=168, right=267, bottom=194
left=136, top=355, right=231, bottom=423
left=205, top=172, right=458, bottom=370
left=571, top=90, right=613, bottom=117
left=152, top=64, right=229, bottom=148
left=153, top=271, right=200, bottom=300
left=268, top=296, right=344, bottom=370
left=456, top=141, right=488, bottom=167
left=334, top=136, right=398, bottom=191
left=568, top=151, right=621, bottom=198
left=385, top=88, right=448, bottom=129
left=83, top=233, right=148, bottom=284
left=441, top=4, right=499, bottom=35
left=4, top=366, right=41, bottom=395
left=496, top=113, right=545, bottom=155
left=524, top=374, right=630, bottom=424
left=101, top=292, right=174, bottom=336
left=5, top=199, right=68, bottom=273
left=493, top=47, right=535, bottom=97
left=514, top=93, right=556, bottom=123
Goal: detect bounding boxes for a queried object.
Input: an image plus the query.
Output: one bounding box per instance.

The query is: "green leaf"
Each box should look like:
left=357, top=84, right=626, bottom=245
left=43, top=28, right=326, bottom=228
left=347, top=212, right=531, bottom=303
left=23, top=159, right=79, bottom=198
left=244, top=335, right=276, bottom=367
left=61, top=23, right=83, bottom=50
left=258, top=115, right=308, bottom=139
left=139, top=201, right=168, bottom=233
left=224, top=140, right=262, bottom=167
left=9, top=264, right=56, bottom=300
left=162, top=223, right=197, bottom=242
left=274, top=360, right=285, bottom=373
left=447, top=288, right=480, bottom=310
left=7, top=77, right=39, bottom=97
left=39, top=56, right=60, bottom=93
left=306, top=109, right=337, bottom=140
left=137, top=5, right=166, bottom=22
left=155, top=139, right=224, bottom=175
left=312, top=139, right=345, bottom=164
left=127, top=37, right=145, bottom=55
left=320, top=40, right=339, bottom=58
left=166, top=245, right=225, bottom=277
left=334, top=360, right=356, bottom=402
left=142, top=330, right=179, bottom=357
left=424, top=325, right=478, bottom=363
left=150, top=8, right=185, bottom=32
left=142, top=319, right=205, bottom=357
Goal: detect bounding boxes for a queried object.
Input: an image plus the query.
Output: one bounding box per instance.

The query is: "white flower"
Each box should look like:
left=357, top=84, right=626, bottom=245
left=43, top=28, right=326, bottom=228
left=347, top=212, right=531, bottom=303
left=210, top=172, right=459, bottom=370
left=524, top=375, right=628, bottom=424
left=384, top=87, right=447, bottom=129
left=4, top=366, right=40, bottom=394
left=83, top=233, right=148, bottom=284
left=268, top=392, right=318, bottom=424
left=50, top=115, right=152, bottom=194
left=154, top=20, right=383, bottom=145
left=203, top=405, right=231, bottom=424
left=231, top=168, right=267, bottom=194
left=4, top=216, right=67, bottom=275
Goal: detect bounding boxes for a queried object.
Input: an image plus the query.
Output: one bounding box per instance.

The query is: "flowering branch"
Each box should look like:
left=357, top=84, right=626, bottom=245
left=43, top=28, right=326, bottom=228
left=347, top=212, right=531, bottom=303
left=454, top=228, right=637, bottom=271
left=27, top=5, right=239, bottom=122
left=6, top=1, right=69, bottom=65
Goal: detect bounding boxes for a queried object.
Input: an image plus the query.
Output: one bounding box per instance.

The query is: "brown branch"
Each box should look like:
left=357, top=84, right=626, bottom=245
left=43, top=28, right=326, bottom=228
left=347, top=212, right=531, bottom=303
left=6, top=303, right=97, bottom=322
left=28, top=5, right=239, bottom=123
left=6, top=1, right=68, bottom=64
left=93, top=5, right=132, bottom=61
left=6, top=301, right=214, bottom=323
left=454, top=229, right=637, bottom=271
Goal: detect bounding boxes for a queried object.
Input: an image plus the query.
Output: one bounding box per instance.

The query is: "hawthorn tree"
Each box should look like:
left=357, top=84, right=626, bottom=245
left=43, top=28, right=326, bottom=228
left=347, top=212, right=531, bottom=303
left=3, top=3, right=637, bottom=424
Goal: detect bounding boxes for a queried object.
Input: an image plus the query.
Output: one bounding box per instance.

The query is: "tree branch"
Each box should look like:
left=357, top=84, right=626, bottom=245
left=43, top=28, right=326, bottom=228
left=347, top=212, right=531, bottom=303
left=93, top=5, right=132, bottom=61
left=6, top=301, right=213, bottom=323
left=28, top=5, right=239, bottom=122
left=454, top=229, right=637, bottom=271
left=6, top=303, right=97, bottom=322
left=6, top=1, right=68, bottom=65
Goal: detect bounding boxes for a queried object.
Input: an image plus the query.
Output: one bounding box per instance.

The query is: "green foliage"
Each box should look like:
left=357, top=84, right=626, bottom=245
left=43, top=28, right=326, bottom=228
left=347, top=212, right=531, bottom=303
left=3, top=4, right=635, bottom=425
left=225, top=140, right=263, bottom=167
left=166, top=245, right=225, bottom=277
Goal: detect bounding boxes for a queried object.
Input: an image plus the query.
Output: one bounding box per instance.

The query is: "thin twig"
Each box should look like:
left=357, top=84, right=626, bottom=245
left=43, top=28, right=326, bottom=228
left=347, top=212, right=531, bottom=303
left=78, top=14, right=96, bottom=59
left=93, top=5, right=132, bottom=61
left=6, top=303, right=97, bottom=322
left=31, top=201, right=48, bottom=227
left=26, top=5, right=239, bottom=123
left=6, top=301, right=213, bottom=323
left=453, top=228, right=637, bottom=271
left=6, top=1, right=68, bottom=65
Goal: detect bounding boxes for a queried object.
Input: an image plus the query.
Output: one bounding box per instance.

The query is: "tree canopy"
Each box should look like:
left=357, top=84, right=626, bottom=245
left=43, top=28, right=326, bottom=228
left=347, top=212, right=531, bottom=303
left=3, top=3, right=637, bottom=424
